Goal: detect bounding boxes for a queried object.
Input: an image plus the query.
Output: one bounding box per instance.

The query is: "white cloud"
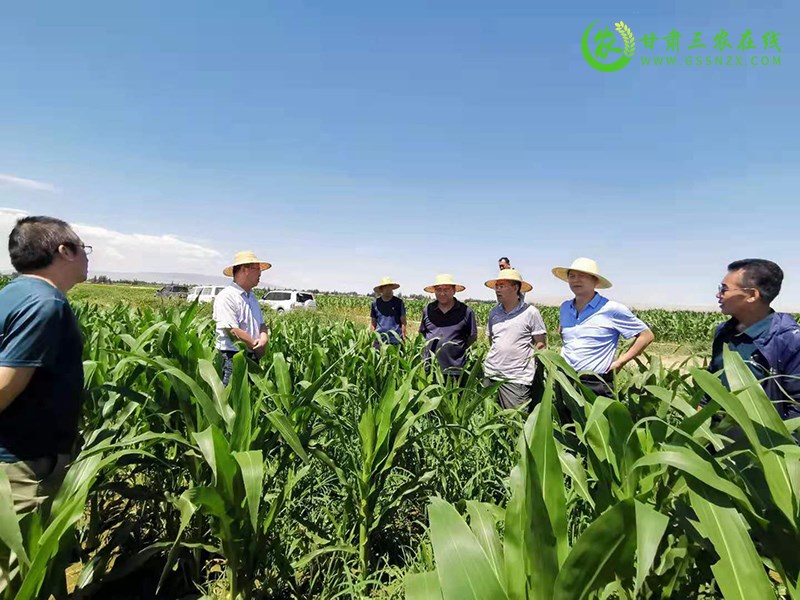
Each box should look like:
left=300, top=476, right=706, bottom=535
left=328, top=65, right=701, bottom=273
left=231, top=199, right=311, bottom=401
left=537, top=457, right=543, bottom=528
left=0, top=173, right=59, bottom=193
left=0, top=207, right=28, bottom=221
left=0, top=208, right=222, bottom=274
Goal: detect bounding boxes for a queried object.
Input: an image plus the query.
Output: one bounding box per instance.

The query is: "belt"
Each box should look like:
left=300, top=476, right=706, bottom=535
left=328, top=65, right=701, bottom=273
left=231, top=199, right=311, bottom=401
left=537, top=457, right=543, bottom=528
left=221, top=350, right=259, bottom=361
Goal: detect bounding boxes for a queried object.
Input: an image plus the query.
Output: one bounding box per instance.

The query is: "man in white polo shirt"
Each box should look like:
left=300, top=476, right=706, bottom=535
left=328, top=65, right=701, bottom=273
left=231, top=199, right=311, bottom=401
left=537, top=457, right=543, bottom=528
left=552, top=257, right=654, bottom=407
left=483, top=269, right=547, bottom=409
left=214, top=251, right=272, bottom=386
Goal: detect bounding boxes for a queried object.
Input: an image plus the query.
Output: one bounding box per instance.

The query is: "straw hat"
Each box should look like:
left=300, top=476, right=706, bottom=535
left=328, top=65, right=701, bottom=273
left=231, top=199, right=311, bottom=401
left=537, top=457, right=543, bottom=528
left=484, top=269, right=532, bottom=293
left=373, top=276, right=401, bottom=294
left=424, top=274, right=466, bottom=294
left=223, top=251, right=272, bottom=277
left=551, top=257, right=612, bottom=289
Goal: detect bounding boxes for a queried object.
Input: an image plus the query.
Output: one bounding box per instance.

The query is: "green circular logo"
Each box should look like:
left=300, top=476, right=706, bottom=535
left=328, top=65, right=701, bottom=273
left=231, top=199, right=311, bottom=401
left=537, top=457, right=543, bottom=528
left=582, top=20, right=635, bottom=72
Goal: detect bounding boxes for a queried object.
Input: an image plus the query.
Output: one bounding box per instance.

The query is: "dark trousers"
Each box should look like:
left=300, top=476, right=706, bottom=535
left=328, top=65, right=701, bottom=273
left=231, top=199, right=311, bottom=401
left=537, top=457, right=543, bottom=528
left=220, top=350, right=258, bottom=386
left=556, top=371, right=614, bottom=425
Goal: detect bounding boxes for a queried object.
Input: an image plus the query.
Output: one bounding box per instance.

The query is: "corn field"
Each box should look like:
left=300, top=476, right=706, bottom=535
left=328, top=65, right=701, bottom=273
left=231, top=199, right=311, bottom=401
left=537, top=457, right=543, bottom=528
left=0, top=301, right=798, bottom=599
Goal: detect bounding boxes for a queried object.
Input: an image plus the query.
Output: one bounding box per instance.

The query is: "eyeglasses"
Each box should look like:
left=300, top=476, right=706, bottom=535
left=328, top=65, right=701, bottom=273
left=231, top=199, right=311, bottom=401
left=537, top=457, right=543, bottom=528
left=64, top=242, right=92, bottom=255
left=717, top=284, right=754, bottom=296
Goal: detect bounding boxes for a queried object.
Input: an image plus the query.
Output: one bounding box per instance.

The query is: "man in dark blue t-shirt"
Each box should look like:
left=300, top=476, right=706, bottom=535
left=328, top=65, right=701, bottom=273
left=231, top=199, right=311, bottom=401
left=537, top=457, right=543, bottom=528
left=370, top=277, right=407, bottom=345
left=0, top=216, right=89, bottom=514
left=420, top=274, right=477, bottom=378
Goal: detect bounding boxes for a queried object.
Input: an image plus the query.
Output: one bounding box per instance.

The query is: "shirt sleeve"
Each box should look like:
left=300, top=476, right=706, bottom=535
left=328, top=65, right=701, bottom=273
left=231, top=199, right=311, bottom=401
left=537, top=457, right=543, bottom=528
left=467, top=309, right=477, bottom=338
left=530, top=307, right=547, bottom=336
left=252, top=299, right=265, bottom=328
left=213, top=291, right=239, bottom=329
left=419, top=307, right=427, bottom=335
left=610, top=303, right=649, bottom=339
left=558, top=301, right=569, bottom=329
left=778, top=329, right=800, bottom=418
left=0, top=298, right=64, bottom=368
left=370, top=301, right=377, bottom=320
left=398, top=299, right=406, bottom=318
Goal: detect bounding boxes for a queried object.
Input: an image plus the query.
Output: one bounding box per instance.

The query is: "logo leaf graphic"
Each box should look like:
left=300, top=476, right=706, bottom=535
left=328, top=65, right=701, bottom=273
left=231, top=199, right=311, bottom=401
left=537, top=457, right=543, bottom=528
left=615, top=21, right=636, bottom=58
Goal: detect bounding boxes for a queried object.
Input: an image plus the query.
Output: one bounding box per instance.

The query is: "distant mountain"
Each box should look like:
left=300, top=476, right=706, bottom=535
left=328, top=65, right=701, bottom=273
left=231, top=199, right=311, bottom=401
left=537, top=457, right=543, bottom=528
left=88, top=271, right=285, bottom=289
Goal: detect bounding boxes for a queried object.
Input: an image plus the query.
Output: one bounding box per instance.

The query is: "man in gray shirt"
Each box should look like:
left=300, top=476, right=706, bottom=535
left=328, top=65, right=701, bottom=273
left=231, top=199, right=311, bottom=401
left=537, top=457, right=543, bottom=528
left=483, top=269, right=547, bottom=409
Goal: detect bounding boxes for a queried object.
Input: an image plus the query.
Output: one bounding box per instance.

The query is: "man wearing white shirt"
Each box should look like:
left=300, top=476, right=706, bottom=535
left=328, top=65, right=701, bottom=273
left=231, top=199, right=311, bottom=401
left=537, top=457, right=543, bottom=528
left=213, top=251, right=272, bottom=385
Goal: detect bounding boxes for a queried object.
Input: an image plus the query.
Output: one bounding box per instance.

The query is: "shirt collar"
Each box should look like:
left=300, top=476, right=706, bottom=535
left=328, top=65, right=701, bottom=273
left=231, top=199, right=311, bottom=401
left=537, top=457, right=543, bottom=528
left=231, top=282, right=252, bottom=298
left=499, top=298, right=525, bottom=316
left=570, top=292, right=603, bottom=312
left=736, top=311, right=775, bottom=340
left=433, top=299, right=461, bottom=314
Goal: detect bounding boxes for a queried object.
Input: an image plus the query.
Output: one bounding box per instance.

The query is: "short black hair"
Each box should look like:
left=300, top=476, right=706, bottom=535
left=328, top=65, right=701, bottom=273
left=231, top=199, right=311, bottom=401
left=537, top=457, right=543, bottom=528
left=8, top=216, right=80, bottom=272
left=728, top=258, right=783, bottom=304
left=499, top=257, right=510, bottom=264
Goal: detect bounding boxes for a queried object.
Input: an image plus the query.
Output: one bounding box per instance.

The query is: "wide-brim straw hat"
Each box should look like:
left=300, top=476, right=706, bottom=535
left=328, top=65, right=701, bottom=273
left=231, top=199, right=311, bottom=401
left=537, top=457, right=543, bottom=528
left=223, top=251, right=272, bottom=277
left=484, top=269, right=532, bottom=293
left=424, top=274, right=466, bottom=294
left=373, top=276, right=401, bottom=294
left=551, top=257, right=612, bottom=289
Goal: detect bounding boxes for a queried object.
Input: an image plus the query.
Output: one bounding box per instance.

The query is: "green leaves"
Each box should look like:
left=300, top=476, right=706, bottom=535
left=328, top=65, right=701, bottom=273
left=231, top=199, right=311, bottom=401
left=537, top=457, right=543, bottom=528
left=428, top=497, right=508, bottom=600
left=233, top=451, right=264, bottom=531
left=417, top=487, right=671, bottom=600
left=265, top=410, right=310, bottom=463
left=689, top=491, right=775, bottom=600
left=406, top=571, right=444, bottom=600
left=531, top=381, right=570, bottom=566
left=553, top=500, right=637, bottom=600
left=465, top=501, right=504, bottom=580
left=632, top=447, right=755, bottom=513
left=634, top=501, right=669, bottom=595
left=9, top=298, right=798, bottom=598
left=0, top=469, right=29, bottom=567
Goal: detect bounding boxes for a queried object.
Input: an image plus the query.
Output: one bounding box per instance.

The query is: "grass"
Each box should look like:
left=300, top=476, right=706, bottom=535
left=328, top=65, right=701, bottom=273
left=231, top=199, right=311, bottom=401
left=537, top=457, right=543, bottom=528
left=69, top=283, right=162, bottom=306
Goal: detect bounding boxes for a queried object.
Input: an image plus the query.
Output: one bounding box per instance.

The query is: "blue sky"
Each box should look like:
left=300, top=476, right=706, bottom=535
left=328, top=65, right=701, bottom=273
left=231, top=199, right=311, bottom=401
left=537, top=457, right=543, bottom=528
left=0, top=1, right=798, bottom=308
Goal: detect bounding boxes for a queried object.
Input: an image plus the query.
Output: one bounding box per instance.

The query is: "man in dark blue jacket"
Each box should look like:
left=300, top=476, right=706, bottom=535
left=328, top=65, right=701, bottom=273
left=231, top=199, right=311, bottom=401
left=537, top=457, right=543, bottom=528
left=711, top=258, right=800, bottom=420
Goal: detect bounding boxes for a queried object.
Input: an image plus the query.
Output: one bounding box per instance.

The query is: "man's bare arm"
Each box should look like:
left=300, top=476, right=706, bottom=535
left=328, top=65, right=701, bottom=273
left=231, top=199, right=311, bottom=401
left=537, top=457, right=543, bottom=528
left=0, top=366, right=35, bottom=414
left=608, top=328, right=655, bottom=372
left=533, top=333, right=547, bottom=351
left=225, top=327, right=258, bottom=348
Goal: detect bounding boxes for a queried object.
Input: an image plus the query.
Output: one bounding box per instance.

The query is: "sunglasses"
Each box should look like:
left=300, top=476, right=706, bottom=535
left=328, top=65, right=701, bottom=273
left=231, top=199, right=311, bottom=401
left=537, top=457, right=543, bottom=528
left=717, top=284, right=755, bottom=296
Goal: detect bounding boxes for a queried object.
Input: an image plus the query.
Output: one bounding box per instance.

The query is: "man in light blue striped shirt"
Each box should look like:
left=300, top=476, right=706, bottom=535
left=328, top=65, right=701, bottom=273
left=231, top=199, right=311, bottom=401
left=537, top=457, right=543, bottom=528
left=552, top=258, right=654, bottom=408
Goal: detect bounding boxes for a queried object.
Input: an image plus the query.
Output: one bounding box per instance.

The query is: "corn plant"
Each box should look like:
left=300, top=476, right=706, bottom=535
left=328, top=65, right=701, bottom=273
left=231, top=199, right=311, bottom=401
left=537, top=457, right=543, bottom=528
left=2, top=298, right=797, bottom=599
left=408, top=348, right=797, bottom=599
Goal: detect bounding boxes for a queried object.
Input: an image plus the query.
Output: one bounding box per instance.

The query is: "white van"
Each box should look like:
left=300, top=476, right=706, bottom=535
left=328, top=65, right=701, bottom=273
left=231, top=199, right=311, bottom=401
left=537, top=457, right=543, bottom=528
left=261, top=290, right=317, bottom=313
left=187, top=285, right=227, bottom=304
